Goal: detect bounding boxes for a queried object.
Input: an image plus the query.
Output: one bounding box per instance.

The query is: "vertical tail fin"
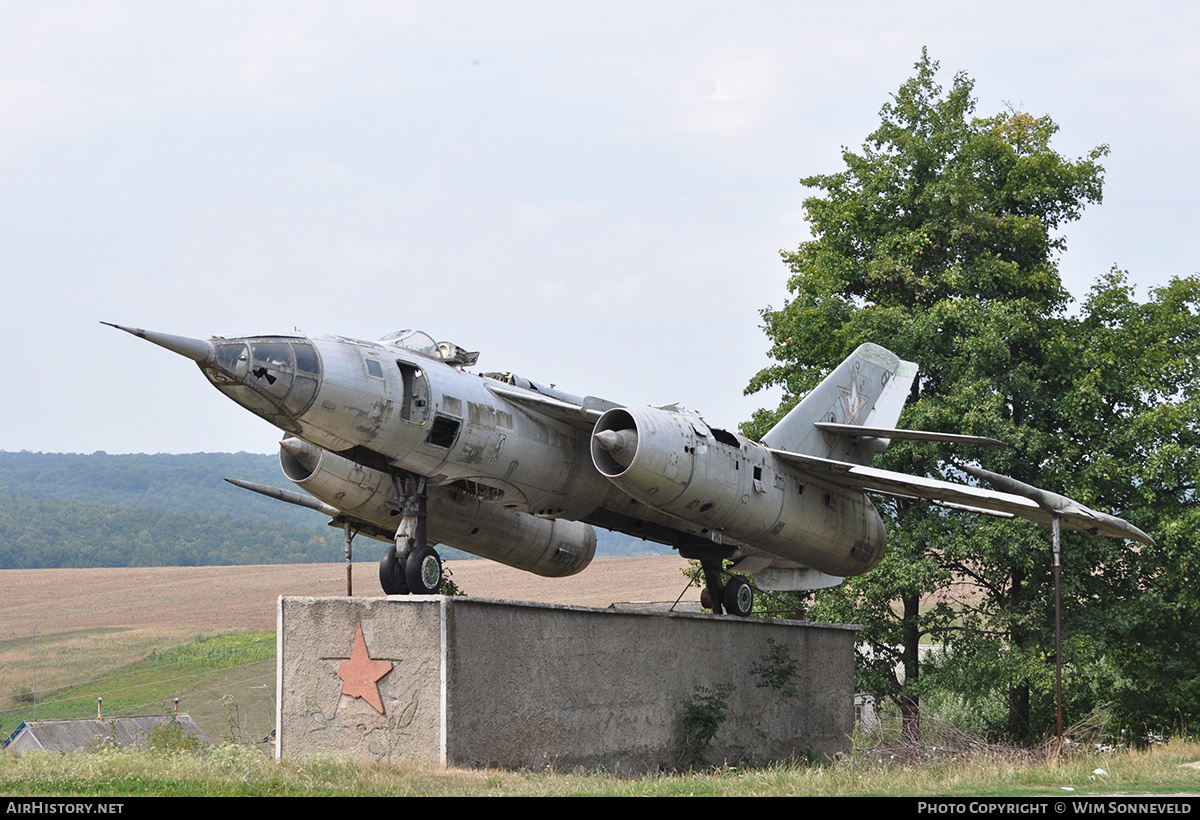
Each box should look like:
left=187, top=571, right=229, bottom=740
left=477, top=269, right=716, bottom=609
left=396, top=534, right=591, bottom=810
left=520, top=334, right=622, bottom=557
left=760, top=343, right=917, bottom=463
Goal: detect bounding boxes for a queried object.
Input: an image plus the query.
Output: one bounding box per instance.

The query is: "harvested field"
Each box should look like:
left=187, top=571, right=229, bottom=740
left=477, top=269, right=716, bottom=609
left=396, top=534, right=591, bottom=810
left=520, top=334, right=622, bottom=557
left=0, top=555, right=693, bottom=635
left=0, top=556, right=695, bottom=725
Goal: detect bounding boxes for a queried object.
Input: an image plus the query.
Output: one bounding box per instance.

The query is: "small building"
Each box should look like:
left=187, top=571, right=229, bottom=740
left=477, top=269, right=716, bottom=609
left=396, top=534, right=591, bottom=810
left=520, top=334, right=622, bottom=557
left=2, top=715, right=209, bottom=755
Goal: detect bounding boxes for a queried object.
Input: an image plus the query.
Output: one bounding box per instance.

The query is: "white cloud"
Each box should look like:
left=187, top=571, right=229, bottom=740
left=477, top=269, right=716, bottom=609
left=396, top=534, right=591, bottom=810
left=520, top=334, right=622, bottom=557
left=586, top=276, right=641, bottom=306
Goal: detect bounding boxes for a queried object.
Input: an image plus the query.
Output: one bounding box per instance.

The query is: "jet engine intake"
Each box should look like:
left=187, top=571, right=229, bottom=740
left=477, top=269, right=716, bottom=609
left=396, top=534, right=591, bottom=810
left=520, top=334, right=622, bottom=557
left=591, top=407, right=695, bottom=505
left=591, top=408, right=887, bottom=577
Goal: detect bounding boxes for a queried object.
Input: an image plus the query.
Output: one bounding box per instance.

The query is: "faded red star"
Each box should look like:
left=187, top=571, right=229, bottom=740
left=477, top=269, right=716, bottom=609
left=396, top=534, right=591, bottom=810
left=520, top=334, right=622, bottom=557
left=337, top=622, right=393, bottom=714
left=838, top=377, right=867, bottom=426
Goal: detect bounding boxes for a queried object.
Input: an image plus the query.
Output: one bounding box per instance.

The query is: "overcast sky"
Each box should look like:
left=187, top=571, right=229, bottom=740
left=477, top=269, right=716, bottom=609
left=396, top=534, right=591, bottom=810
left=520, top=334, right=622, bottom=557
left=2, top=1, right=1197, bottom=455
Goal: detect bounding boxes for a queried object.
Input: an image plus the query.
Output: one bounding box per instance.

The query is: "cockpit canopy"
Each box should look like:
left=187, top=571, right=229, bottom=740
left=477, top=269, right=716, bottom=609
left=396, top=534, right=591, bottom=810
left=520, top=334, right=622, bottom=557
left=379, top=329, right=441, bottom=359
left=379, top=330, right=478, bottom=368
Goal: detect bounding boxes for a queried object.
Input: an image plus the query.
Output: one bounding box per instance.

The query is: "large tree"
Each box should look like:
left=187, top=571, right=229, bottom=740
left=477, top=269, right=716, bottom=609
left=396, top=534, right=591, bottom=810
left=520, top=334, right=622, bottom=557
left=742, top=49, right=1165, bottom=741
left=1050, top=272, right=1200, bottom=737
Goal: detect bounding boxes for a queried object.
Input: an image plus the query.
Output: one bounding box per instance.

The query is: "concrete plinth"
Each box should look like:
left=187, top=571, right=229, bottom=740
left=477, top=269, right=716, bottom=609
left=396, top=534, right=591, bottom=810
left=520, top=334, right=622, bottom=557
left=277, top=595, right=858, bottom=772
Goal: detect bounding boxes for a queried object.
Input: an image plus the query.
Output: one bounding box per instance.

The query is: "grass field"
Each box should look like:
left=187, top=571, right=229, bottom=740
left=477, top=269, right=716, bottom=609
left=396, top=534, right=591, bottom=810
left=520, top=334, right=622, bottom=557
left=2, top=558, right=1197, bottom=796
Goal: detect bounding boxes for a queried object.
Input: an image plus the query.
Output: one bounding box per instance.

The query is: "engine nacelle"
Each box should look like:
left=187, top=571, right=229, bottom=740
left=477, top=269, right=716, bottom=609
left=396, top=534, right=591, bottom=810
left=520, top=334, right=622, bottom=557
left=280, top=439, right=595, bottom=577
left=591, top=407, right=886, bottom=577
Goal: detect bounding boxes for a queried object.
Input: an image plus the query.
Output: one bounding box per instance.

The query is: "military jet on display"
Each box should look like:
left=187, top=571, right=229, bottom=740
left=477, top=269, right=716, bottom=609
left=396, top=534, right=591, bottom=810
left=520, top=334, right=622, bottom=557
left=105, top=323, right=1154, bottom=616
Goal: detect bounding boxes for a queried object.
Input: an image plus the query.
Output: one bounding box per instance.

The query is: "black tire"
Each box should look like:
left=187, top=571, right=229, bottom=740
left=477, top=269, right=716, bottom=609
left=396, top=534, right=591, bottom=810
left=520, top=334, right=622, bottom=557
left=722, top=575, right=753, bottom=617
left=405, top=544, right=442, bottom=595
left=379, top=545, right=409, bottom=595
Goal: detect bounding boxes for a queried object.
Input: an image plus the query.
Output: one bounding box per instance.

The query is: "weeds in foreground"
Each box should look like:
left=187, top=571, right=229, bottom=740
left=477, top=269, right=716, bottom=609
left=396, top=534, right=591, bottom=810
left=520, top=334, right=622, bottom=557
left=0, top=734, right=1195, bottom=797
left=678, top=683, right=735, bottom=769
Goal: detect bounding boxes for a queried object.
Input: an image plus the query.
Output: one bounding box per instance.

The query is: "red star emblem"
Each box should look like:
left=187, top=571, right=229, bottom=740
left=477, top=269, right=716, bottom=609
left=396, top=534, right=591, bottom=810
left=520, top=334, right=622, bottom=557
left=337, top=623, right=393, bottom=715
left=838, top=372, right=867, bottom=426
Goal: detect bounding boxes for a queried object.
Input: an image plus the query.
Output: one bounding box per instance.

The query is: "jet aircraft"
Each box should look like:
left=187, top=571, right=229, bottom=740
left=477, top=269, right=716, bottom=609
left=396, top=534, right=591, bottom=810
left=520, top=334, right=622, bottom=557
left=105, top=323, right=1154, bottom=615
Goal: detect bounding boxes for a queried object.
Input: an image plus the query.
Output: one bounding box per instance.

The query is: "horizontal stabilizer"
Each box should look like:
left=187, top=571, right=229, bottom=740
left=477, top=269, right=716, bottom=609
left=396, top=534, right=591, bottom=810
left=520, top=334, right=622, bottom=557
left=814, top=422, right=1004, bottom=447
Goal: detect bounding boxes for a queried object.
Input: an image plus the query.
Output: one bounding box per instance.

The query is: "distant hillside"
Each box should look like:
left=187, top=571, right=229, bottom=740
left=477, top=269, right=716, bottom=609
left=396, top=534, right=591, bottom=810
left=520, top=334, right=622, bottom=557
left=0, top=451, right=669, bottom=567
left=0, top=493, right=344, bottom=568
left=0, top=450, right=316, bottom=526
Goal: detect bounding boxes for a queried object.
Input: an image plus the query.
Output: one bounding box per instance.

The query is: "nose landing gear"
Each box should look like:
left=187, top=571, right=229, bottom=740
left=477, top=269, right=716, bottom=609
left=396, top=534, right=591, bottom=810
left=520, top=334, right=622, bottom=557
left=379, top=544, right=410, bottom=595
left=405, top=544, right=443, bottom=595
left=379, top=474, right=443, bottom=596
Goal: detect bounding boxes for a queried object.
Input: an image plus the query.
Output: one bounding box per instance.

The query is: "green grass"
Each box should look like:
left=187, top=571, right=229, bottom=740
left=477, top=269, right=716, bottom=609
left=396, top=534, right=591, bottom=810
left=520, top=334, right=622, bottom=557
left=2, top=631, right=1197, bottom=795
left=0, top=738, right=1197, bottom=796
left=2, top=633, right=277, bottom=745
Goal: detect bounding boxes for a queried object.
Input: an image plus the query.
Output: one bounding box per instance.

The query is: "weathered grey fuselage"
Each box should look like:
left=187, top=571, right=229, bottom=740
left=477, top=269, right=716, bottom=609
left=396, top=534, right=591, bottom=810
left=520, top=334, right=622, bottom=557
left=195, top=330, right=888, bottom=578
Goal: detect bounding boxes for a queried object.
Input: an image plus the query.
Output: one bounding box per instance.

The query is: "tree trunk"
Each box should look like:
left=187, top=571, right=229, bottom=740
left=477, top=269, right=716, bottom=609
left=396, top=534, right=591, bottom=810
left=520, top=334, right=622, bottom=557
left=1008, top=681, right=1031, bottom=742
left=900, top=591, right=922, bottom=742
left=1008, top=564, right=1032, bottom=742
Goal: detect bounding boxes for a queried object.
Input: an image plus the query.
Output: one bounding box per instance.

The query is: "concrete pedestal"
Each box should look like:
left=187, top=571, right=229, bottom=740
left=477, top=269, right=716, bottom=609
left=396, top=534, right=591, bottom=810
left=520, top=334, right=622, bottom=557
left=277, top=595, right=857, bottom=772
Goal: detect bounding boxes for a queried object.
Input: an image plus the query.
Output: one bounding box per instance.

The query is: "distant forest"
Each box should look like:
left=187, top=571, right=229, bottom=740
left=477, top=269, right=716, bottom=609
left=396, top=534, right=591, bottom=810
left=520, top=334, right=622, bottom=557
left=0, top=451, right=668, bottom=569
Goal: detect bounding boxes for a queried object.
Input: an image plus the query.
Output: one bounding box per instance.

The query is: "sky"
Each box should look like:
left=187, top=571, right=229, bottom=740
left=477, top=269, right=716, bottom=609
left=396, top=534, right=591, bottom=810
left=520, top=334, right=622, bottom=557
left=2, top=1, right=1197, bottom=455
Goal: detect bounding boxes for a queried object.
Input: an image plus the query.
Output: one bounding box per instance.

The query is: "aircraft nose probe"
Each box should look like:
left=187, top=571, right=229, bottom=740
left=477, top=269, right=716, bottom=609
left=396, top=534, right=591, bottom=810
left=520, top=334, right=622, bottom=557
left=101, top=322, right=215, bottom=364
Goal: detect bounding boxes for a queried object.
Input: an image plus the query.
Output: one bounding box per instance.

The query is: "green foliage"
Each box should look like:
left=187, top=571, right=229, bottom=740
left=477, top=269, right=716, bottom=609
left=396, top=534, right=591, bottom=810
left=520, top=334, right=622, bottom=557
left=2, top=735, right=1198, bottom=796
left=146, top=633, right=276, bottom=670
left=438, top=565, right=466, bottom=596
left=0, top=450, right=315, bottom=524
left=2, top=633, right=276, bottom=729
left=745, top=49, right=1200, bottom=742
left=750, top=639, right=799, bottom=699
left=146, top=719, right=204, bottom=755
left=0, top=491, right=344, bottom=568
left=678, top=683, right=735, bottom=768
left=220, top=695, right=246, bottom=745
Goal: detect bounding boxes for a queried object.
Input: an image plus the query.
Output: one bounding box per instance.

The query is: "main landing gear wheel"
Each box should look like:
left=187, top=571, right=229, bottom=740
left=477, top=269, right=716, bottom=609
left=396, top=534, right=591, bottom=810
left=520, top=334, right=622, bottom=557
left=379, top=545, right=409, bottom=595
left=722, top=575, right=754, bottom=618
left=405, top=544, right=443, bottom=595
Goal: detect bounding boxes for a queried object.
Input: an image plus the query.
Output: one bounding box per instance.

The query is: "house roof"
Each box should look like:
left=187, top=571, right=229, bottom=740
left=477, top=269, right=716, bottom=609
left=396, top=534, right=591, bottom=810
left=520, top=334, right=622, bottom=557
left=3, top=715, right=209, bottom=753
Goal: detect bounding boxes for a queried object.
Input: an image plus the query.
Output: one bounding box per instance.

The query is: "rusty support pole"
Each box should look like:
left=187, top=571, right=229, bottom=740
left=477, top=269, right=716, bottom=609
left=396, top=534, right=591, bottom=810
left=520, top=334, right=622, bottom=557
left=344, top=522, right=354, bottom=597
left=1053, top=515, right=1063, bottom=752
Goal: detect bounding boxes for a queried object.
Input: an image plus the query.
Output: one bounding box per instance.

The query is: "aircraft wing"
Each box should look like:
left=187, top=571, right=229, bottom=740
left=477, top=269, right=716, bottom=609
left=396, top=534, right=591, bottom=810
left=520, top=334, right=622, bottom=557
left=483, top=381, right=619, bottom=432
left=767, top=449, right=1155, bottom=545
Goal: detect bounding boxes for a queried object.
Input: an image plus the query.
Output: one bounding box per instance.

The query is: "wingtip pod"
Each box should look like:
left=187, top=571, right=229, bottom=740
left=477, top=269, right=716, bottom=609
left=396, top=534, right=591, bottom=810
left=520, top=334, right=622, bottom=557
left=101, top=322, right=215, bottom=365
left=961, top=465, right=1156, bottom=546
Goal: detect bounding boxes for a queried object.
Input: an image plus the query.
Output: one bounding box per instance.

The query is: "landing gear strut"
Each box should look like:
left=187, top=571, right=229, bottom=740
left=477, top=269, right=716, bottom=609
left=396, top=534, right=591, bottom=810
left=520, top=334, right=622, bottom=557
left=698, top=559, right=754, bottom=617
left=379, top=474, right=442, bottom=596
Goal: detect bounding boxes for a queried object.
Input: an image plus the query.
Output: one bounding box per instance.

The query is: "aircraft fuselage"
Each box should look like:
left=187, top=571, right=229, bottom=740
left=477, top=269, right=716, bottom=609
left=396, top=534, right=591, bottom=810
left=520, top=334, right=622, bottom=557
left=195, top=330, right=887, bottom=578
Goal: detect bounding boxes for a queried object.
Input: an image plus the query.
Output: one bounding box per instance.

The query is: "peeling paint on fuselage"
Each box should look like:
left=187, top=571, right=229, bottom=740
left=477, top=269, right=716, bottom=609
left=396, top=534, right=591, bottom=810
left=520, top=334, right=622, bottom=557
left=204, top=330, right=886, bottom=576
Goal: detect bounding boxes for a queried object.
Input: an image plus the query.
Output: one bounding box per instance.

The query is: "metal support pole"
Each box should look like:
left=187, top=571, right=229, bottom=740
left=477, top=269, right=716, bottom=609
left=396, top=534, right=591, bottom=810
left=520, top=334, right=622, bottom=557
left=1053, top=514, right=1063, bottom=752
left=344, top=521, right=354, bottom=597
